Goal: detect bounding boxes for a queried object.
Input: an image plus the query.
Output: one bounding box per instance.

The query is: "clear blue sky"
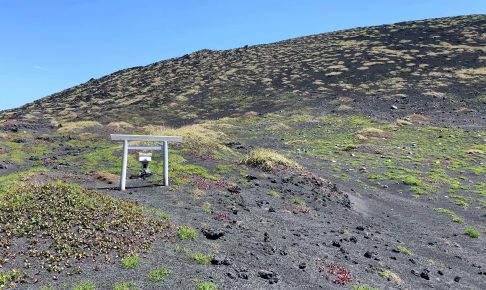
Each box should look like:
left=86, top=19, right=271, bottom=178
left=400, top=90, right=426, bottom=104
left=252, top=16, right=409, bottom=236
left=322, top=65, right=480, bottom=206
left=1, top=0, right=485, bottom=111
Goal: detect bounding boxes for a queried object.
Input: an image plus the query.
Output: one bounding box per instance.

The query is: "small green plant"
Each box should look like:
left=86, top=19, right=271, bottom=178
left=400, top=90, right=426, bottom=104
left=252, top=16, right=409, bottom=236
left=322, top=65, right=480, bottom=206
left=267, top=190, right=279, bottom=198
left=465, top=227, right=480, bottom=238
left=452, top=216, right=464, bottom=223
left=196, top=281, right=218, bottom=290
left=121, top=255, right=140, bottom=269
left=0, top=269, right=21, bottom=288
left=191, top=251, right=214, bottom=265
left=396, top=245, right=413, bottom=256
left=148, top=268, right=171, bottom=282
left=215, top=164, right=233, bottom=173
left=403, top=176, right=421, bottom=186
left=202, top=202, right=213, bottom=214
left=178, top=226, right=197, bottom=240
left=72, top=281, right=96, bottom=290
left=153, top=210, right=170, bottom=220
left=176, top=246, right=213, bottom=264
left=292, top=197, right=306, bottom=206
left=113, top=281, right=139, bottom=290
left=433, top=208, right=464, bottom=223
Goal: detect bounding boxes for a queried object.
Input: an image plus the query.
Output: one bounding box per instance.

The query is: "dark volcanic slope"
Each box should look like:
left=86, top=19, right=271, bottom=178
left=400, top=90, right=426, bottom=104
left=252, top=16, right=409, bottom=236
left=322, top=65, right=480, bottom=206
left=2, top=15, right=486, bottom=125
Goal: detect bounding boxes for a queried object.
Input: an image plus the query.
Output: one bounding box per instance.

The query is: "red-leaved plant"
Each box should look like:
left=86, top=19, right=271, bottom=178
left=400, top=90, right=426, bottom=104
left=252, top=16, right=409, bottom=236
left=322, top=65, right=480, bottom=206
left=316, top=259, right=352, bottom=285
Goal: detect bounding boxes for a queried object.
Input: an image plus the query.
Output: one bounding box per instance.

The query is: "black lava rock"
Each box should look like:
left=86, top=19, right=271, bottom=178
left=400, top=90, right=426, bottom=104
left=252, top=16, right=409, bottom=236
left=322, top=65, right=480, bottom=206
left=364, top=251, right=376, bottom=258
left=258, top=270, right=278, bottom=284
left=227, top=186, right=241, bottom=193
left=211, top=255, right=232, bottom=266
left=420, top=270, right=430, bottom=280
left=202, top=228, right=225, bottom=240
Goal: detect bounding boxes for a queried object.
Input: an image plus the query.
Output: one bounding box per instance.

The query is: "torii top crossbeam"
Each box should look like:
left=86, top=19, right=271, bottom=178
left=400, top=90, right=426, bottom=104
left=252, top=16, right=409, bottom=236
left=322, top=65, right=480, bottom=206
left=110, top=134, right=183, bottom=191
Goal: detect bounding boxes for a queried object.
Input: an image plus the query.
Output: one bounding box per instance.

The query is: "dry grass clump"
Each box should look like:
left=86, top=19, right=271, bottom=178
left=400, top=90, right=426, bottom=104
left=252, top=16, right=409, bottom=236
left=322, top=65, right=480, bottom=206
left=396, top=119, right=413, bottom=126
left=242, top=111, right=259, bottom=118
left=145, top=123, right=225, bottom=149
left=405, top=114, right=428, bottom=123
left=265, top=123, right=291, bottom=131
left=106, top=121, right=134, bottom=132
left=58, top=121, right=102, bottom=133
left=356, top=128, right=390, bottom=140
left=242, top=148, right=302, bottom=171
left=379, top=270, right=404, bottom=287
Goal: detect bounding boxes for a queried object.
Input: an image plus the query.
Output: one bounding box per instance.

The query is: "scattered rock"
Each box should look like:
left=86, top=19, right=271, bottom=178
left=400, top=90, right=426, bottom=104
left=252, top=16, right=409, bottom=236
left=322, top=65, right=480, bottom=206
left=420, top=269, right=430, bottom=280
left=227, top=186, right=241, bottom=194
left=364, top=251, right=377, bottom=259
left=258, top=270, right=278, bottom=284
left=332, top=241, right=341, bottom=247
left=237, top=272, right=248, bottom=280
left=211, top=255, right=232, bottom=266
left=391, top=105, right=398, bottom=110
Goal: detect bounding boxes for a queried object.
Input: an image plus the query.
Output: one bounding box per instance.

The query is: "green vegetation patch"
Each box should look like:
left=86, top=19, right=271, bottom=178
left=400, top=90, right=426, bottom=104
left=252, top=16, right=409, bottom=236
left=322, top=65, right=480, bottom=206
left=433, top=208, right=464, bottom=223
left=267, top=190, right=279, bottom=198
left=396, top=245, right=414, bottom=256
left=178, top=226, right=197, bottom=240
left=148, top=268, right=171, bottom=282
left=72, top=281, right=96, bottom=290
left=464, top=227, right=480, bottom=238
left=121, top=255, right=140, bottom=269
left=352, top=285, right=379, bottom=290
left=0, top=269, right=21, bottom=289
left=113, top=281, right=139, bottom=290
left=292, top=197, right=306, bottom=206
left=0, top=182, right=171, bottom=273
left=196, top=281, right=218, bottom=290
left=219, top=112, right=485, bottom=220
left=176, top=246, right=213, bottom=265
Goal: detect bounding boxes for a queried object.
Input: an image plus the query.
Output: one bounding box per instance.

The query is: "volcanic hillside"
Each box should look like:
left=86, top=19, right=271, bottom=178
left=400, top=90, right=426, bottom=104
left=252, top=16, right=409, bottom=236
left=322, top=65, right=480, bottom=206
left=2, top=15, right=486, bottom=126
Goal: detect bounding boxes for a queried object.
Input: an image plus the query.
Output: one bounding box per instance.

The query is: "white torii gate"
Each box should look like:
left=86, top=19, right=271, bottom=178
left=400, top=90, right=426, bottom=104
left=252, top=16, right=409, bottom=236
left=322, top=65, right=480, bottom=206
left=110, top=134, right=183, bottom=191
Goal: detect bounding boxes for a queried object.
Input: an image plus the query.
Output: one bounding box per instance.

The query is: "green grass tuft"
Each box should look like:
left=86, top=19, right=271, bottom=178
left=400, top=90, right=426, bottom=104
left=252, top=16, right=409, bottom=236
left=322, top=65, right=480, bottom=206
left=396, top=245, right=413, bottom=255
left=112, top=281, right=139, bottom=290
left=267, top=190, right=279, bottom=198
left=196, top=281, right=218, bottom=290
left=178, top=226, right=197, bottom=240
left=465, top=227, right=480, bottom=238
left=148, top=268, right=171, bottom=282
left=292, top=197, right=306, bottom=206
left=121, top=255, right=140, bottom=269
left=72, top=281, right=96, bottom=290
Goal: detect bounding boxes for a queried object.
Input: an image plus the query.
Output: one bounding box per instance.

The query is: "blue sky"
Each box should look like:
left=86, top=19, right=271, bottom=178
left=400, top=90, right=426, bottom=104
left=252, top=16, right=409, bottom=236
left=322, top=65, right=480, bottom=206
left=1, top=0, right=485, bottom=111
